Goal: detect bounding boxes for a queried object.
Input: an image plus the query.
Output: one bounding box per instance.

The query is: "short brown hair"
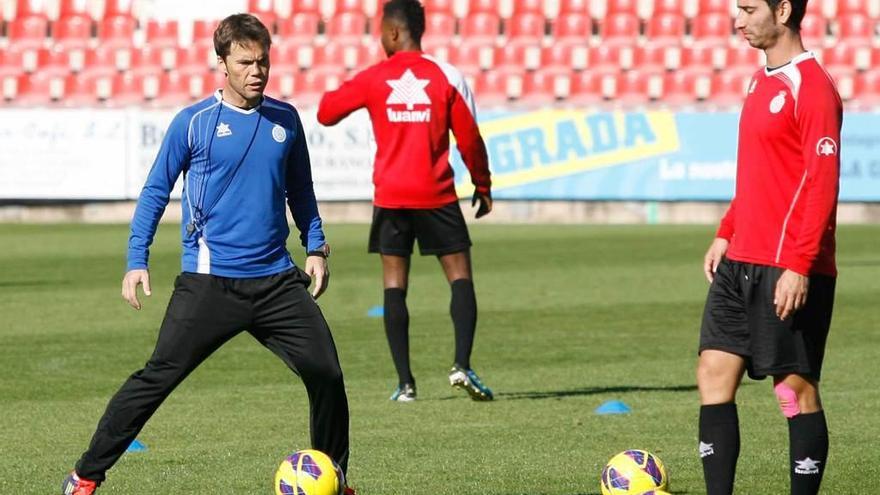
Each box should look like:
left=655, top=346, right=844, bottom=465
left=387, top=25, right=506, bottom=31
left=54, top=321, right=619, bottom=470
left=213, top=13, right=272, bottom=59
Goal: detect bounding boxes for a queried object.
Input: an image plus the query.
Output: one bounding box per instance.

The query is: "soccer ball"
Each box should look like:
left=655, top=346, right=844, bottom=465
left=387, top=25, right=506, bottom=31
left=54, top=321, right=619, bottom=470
left=274, top=449, right=345, bottom=495
left=600, top=449, right=668, bottom=495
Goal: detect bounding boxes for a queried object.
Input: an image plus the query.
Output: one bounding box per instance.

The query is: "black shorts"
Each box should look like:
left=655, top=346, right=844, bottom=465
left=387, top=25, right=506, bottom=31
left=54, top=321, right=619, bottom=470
left=368, top=201, right=472, bottom=256
left=699, top=257, right=836, bottom=380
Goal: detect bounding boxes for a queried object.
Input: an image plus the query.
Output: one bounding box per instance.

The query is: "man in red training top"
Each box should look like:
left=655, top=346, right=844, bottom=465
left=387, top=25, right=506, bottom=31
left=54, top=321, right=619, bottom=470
left=697, top=1, right=842, bottom=494
left=318, top=0, right=494, bottom=402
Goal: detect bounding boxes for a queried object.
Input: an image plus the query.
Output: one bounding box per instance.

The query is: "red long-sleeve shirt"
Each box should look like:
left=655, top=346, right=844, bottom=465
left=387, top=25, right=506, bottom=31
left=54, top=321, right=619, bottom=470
left=717, top=52, right=842, bottom=276
left=317, top=50, right=491, bottom=208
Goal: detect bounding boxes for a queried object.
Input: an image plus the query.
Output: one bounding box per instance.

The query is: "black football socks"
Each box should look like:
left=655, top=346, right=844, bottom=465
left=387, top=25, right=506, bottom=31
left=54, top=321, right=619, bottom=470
left=789, top=410, right=828, bottom=495
left=383, top=288, right=413, bottom=386
left=699, top=402, right=740, bottom=495
left=450, top=278, right=477, bottom=370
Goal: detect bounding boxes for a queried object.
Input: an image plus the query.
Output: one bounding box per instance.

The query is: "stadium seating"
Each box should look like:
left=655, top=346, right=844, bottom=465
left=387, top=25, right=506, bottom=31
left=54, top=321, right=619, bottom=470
left=507, top=13, right=546, bottom=42
left=423, top=0, right=455, bottom=15
left=0, top=0, right=876, bottom=108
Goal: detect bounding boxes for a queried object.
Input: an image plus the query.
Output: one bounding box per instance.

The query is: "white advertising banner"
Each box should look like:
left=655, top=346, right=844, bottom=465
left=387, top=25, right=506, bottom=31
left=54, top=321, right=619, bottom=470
left=0, top=109, right=129, bottom=199
left=0, top=107, right=377, bottom=201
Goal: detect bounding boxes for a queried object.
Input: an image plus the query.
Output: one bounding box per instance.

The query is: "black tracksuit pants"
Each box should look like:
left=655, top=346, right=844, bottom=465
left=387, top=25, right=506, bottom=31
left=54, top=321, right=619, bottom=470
left=75, top=268, right=350, bottom=481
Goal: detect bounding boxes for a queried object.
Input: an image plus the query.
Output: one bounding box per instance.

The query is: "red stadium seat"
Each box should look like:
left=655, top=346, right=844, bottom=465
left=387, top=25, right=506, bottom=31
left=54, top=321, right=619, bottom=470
left=634, top=42, right=677, bottom=72
left=13, top=0, right=47, bottom=19
left=460, top=12, right=501, bottom=42
left=80, top=46, right=125, bottom=74
left=293, top=68, right=345, bottom=107
left=130, top=46, right=165, bottom=75
left=589, top=44, right=633, bottom=72
left=270, top=42, right=305, bottom=71
left=607, top=0, right=638, bottom=16
left=178, top=45, right=214, bottom=76
left=474, top=70, right=511, bottom=107
left=7, top=16, right=49, bottom=49
left=325, top=12, right=367, bottom=43
left=552, top=13, right=592, bottom=40
left=315, top=42, right=374, bottom=70
left=821, top=43, right=858, bottom=73
left=451, top=40, right=494, bottom=73
left=12, top=71, right=64, bottom=106
left=709, top=71, right=752, bottom=107
left=569, top=70, right=609, bottom=104
left=600, top=13, right=640, bottom=44
left=423, top=0, right=455, bottom=15
left=542, top=41, right=589, bottom=71
left=193, top=19, right=220, bottom=55
left=697, top=0, right=730, bottom=15
left=646, top=13, right=686, bottom=44
left=838, top=0, right=872, bottom=16
left=615, top=69, right=664, bottom=105
left=517, top=69, right=565, bottom=106
left=102, top=0, right=133, bottom=19
left=559, top=0, right=589, bottom=15
left=32, top=47, right=71, bottom=76
left=108, top=72, right=146, bottom=106
left=467, top=0, right=498, bottom=15
left=660, top=70, right=711, bottom=105
left=145, top=20, right=179, bottom=49
left=150, top=71, right=196, bottom=107
left=52, top=15, right=92, bottom=50
left=63, top=72, right=100, bottom=106
left=248, top=0, right=278, bottom=31
left=680, top=44, right=723, bottom=72
left=512, top=0, right=545, bottom=15
left=691, top=13, right=733, bottom=45
left=290, top=0, right=321, bottom=14
left=853, top=69, right=880, bottom=107
left=507, top=13, right=546, bottom=41
left=335, top=0, right=365, bottom=14
left=495, top=42, right=542, bottom=71
left=800, top=14, right=828, bottom=49
left=277, top=13, right=320, bottom=43
left=58, top=0, right=90, bottom=20
left=422, top=12, right=456, bottom=43
left=98, top=15, right=136, bottom=48
left=652, top=0, right=686, bottom=16
left=645, top=13, right=687, bottom=45
left=837, top=15, right=875, bottom=44
left=726, top=44, right=763, bottom=71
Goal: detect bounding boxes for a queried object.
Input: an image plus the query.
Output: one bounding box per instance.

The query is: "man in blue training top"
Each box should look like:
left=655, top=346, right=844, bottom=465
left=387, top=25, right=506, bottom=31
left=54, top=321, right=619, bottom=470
left=62, top=14, right=356, bottom=495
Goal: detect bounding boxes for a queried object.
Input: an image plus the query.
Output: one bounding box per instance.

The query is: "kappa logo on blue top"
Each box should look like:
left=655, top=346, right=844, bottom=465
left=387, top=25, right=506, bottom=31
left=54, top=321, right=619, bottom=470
left=216, top=122, right=232, bottom=137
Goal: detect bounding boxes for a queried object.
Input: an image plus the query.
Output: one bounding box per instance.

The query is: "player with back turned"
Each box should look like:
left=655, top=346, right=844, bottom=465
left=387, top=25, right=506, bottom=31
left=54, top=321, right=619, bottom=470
left=697, top=1, right=842, bottom=494
left=317, top=0, right=495, bottom=402
left=61, top=14, right=356, bottom=495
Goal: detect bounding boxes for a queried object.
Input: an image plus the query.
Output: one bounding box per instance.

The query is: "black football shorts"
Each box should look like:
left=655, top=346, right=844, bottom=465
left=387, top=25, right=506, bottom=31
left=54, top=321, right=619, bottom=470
left=699, top=257, right=835, bottom=380
left=368, top=201, right=472, bottom=256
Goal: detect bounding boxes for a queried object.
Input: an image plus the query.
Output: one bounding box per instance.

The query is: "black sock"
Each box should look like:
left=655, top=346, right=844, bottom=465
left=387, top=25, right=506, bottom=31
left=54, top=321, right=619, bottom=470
left=450, top=279, right=477, bottom=369
left=789, top=410, right=828, bottom=495
left=383, top=288, right=413, bottom=386
left=699, top=403, right=740, bottom=495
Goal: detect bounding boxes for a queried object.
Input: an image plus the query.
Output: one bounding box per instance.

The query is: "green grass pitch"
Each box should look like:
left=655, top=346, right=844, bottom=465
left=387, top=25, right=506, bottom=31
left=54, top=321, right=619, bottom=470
left=1, top=223, right=878, bottom=494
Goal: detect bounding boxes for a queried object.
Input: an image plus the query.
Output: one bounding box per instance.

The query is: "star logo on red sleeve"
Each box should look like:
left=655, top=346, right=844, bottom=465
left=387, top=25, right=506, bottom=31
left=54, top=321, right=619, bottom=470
left=816, top=137, right=837, bottom=156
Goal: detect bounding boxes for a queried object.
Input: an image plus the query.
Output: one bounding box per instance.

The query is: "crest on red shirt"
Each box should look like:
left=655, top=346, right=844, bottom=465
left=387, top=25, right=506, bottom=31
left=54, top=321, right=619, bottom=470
left=769, top=91, right=786, bottom=113
left=816, top=137, right=837, bottom=156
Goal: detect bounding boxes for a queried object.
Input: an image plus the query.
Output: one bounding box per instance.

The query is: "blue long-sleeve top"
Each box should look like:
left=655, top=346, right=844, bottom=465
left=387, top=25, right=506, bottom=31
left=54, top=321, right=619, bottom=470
left=127, top=91, right=325, bottom=278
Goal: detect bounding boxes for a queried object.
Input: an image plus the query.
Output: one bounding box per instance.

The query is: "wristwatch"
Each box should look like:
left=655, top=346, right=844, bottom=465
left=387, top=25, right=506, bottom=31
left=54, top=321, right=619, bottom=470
left=307, top=243, right=331, bottom=258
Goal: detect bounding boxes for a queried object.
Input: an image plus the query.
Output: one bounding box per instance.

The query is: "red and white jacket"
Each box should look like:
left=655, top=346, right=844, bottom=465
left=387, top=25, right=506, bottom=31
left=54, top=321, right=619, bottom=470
left=317, top=50, right=491, bottom=208
left=718, top=51, right=842, bottom=276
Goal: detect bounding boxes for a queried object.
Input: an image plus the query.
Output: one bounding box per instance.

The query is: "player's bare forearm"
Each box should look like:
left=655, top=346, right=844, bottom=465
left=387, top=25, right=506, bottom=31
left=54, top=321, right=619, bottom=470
left=305, top=256, right=330, bottom=299
left=703, top=238, right=729, bottom=283
left=121, top=269, right=151, bottom=310
left=774, top=269, right=809, bottom=320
